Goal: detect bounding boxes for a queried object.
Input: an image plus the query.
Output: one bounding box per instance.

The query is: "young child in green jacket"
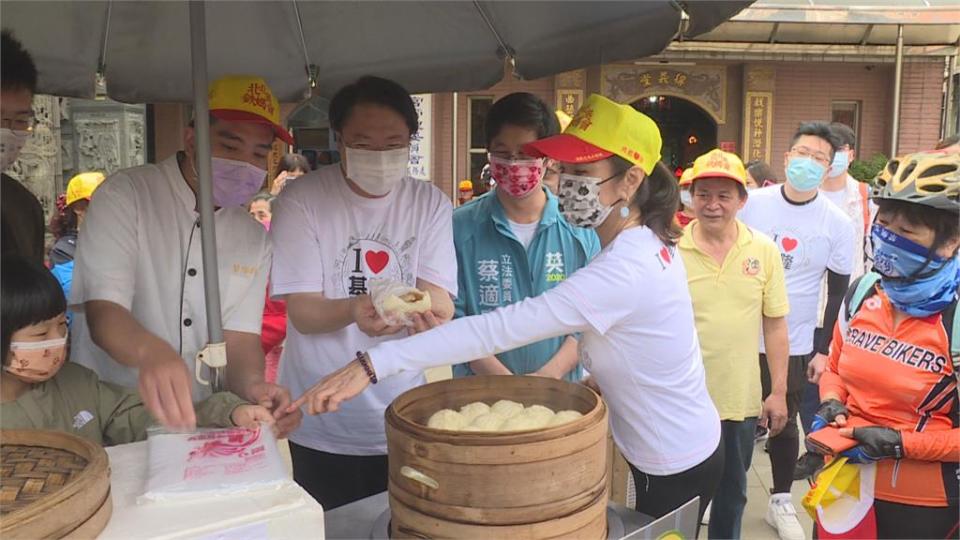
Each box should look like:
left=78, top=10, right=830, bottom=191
left=0, top=256, right=273, bottom=445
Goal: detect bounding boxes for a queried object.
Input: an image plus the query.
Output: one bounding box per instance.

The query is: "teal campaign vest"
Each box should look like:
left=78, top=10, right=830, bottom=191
left=452, top=189, right=600, bottom=381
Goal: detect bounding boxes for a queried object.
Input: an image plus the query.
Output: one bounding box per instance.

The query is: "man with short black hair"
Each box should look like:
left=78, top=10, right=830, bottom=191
left=739, top=121, right=856, bottom=540
left=794, top=122, right=877, bottom=467
left=270, top=76, right=458, bottom=510
left=821, top=123, right=873, bottom=278
left=1, top=29, right=44, bottom=265
left=71, top=75, right=300, bottom=438
left=453, top=92, right=599, bottom=381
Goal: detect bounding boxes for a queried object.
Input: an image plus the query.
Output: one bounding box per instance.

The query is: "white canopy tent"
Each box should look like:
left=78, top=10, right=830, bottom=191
left=1, top=0, right=751, bottom=387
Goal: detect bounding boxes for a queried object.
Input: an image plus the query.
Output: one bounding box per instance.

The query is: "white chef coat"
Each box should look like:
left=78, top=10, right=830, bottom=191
left=70, top=154, right=271, bottom=398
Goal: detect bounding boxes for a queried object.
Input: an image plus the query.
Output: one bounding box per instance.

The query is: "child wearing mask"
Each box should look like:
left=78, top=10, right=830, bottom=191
left=0, top=256, right=274, bottom=446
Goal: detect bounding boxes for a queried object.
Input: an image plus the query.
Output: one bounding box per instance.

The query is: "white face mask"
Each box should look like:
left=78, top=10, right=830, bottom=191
left=1, top=128, right=31, bottom=170
left=679, top=189, right=693, bottom=208
left=344, top=146, right=409, bottom=196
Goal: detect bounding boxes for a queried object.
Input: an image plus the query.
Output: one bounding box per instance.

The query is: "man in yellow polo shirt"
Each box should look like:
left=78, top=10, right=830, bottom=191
left=678, top=149, right=791, bottom=539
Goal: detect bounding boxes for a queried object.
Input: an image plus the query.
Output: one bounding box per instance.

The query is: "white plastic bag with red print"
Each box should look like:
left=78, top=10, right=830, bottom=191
left=139, top=424, right=287, bottom=503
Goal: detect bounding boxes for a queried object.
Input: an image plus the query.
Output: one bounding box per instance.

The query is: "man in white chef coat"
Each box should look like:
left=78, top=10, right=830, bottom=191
left=70, top=75, right=301, bottom=435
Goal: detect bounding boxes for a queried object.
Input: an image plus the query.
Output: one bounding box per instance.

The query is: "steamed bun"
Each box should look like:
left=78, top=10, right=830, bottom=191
left=427, top=409, right=467, bottom=430
left=459, top=402, right=491, bottom=423
left=382, top=289, right=432, bottom=315
left=548, top=410, right=584, bottom=427
left=465, top=413, right=506, bottom=432
left=501, top=414, right=541, bottom=431
left=490, top=399, right=524, bottom=419
left=521, top=405, right=556, bottom=427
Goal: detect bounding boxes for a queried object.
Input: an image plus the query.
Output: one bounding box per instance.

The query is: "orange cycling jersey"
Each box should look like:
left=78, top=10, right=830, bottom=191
left=822, top=287, right=959, bottom=508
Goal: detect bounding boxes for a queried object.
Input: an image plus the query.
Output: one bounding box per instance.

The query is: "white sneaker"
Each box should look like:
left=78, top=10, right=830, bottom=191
left=700, top=500, right=712, bottom=525
left=765, top=494, right=805, bottom=540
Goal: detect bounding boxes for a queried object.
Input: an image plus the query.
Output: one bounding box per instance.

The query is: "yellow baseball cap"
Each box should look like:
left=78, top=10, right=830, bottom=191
left=65, top=172, right=105, bottom=206
left=687, top=149, right=748, bottom=187
left=459, top=179, right=474, bottom=191
left=679, top=167, right=694, bottom=187
left=208, top=75, right=293, bottom=144
left=523, top=94, right=662, bottom=174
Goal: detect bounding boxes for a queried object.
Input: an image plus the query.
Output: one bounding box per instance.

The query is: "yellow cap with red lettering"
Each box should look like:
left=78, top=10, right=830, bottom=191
left=687, top=149, right=748, bottom=187
left=523, top=94, right=662, bottom=174
left=208, top=75, right=293, bottom=144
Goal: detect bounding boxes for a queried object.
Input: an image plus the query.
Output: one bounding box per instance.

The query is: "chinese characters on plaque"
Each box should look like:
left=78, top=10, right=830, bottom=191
left=408, top=94, right=433, bottom=180
left=743, top=92, right=772, bottom=163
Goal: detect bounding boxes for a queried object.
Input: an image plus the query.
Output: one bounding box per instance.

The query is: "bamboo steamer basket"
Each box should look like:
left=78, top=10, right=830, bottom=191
left=386, top=376, right=608, bottom=539
left=389, top=487, right=608, bottom=540
left=1, top=429, right=112, bottom=539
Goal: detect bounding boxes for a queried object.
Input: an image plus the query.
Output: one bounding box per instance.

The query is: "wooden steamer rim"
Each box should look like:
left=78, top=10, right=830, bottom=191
left=385, top=376, right=610, bottom=537
left=386, top=375, right=607, bottom=453
left=1, top=429, right=112, bottom=539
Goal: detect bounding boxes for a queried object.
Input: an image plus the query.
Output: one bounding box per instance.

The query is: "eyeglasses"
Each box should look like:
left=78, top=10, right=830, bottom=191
left=790, top=146, right=831, bottom=166
left=1, top=116, right=35, bottom=131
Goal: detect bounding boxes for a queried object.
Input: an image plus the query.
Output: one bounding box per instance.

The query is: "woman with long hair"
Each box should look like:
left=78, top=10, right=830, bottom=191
left=289, top=94, right=724, bottom=522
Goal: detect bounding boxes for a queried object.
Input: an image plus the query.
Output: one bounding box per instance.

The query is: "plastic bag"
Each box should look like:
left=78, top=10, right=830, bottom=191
left=139, top=424, right=287, bottom=503
left=369, top=278, right=432, bottom=326
left=802, top=457, right=877, bottom=538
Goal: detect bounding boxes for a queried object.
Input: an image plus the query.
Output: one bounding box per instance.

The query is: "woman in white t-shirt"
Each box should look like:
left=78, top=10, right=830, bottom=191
left=290, top=94, right=723, bottom=522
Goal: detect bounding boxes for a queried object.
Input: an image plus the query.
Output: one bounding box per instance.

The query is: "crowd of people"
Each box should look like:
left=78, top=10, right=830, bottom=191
left=2, top=28, right=958, bottom=540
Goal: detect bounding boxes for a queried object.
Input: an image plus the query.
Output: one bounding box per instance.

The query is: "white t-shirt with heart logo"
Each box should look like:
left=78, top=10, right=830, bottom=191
left=270, top=164, right=457, bottom=455
left=739, top=185, right=855, bottom=355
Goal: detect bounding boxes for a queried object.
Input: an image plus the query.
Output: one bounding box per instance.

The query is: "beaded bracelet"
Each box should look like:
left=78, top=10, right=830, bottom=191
left=355, top=351, right=378, bottom=384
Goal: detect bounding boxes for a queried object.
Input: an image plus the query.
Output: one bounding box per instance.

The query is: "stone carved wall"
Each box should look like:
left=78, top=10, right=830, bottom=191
left=7, top=95, right=63, bottom=220
left=7, top=96, right=146, bottom=226
left=62, top=100, right=146, bottom=180
left=127, top=112, right=145, bottom=166
left=76, top=117, right=122, bottom=173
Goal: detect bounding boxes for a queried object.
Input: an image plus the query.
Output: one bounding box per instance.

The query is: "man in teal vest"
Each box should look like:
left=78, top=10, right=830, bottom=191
left=453, top=93, right=600, bottom=381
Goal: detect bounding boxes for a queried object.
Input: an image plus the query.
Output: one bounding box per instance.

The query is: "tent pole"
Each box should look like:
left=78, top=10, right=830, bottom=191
left=451, top=92, right=458, bottom=201
left=947, top=39, right=959, bottom=138
left=189, top=0, right=226, bottom=392
left=890, top=24, right=903, bottom=157
left=945, top=54, right=956, bottom=138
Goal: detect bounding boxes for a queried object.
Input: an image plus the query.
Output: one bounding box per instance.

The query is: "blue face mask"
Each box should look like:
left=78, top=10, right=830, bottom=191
left=871, top=224, right=960, bottom=317
left=828, top=151, right=850, bottom=178
left=785, top=157, right=826, bottom=192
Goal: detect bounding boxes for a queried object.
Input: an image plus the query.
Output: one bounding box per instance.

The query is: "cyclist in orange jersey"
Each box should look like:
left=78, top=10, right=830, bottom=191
left=815, top=150, right=960, bottom=539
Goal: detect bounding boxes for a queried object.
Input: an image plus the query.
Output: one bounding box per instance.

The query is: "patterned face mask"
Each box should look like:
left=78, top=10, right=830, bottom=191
left=557, top=172, right=621, bottom=228
left=6, top=335, right=68, bottom=383
left=488, top=154, right=545, bottom=199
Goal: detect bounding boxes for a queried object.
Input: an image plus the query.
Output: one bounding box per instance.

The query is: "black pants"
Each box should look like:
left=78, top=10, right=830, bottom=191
left=815, top=500, right=960, bottom=539
left=875, top=500, right=960, bottom=539
left=628, top=439, right=724, bottom=533
left=289, top=441, right=388, bottom=511
left=760, top=353, right=808, bottom=494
